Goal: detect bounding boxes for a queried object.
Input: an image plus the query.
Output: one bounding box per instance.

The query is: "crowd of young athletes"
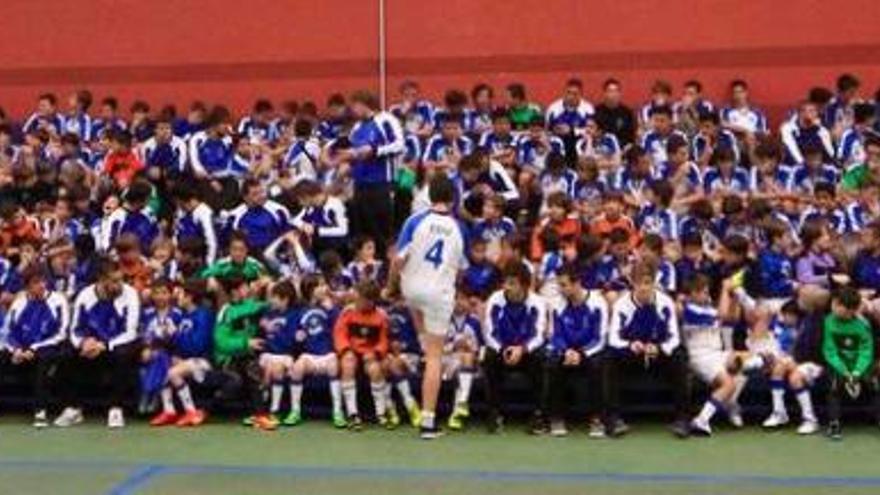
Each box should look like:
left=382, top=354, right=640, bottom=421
left=1, top=73, right=880, bottom=441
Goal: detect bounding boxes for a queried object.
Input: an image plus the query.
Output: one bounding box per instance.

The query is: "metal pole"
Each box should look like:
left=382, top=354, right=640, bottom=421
left=378, top=0, right=387, bottom=109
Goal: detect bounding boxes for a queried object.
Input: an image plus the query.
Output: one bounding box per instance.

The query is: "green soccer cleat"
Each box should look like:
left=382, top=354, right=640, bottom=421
left=407, top=404, right=422, bottom=428
left=332, top=411, right=348, bottom=429
left=282, top=409, right=302, bottom=427
left=241, top=415, right=255, bottom=427
left=447, top=404, right=470, bottom=431
left=385, top=409, right=401, bottom=430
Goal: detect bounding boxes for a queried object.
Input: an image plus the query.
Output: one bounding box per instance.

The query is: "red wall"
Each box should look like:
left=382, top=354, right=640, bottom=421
left=1, top=0, right=879, bottom=124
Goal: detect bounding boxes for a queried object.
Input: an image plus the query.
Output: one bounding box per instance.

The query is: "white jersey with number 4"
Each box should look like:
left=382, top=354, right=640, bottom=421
left=397, top=209, right=467, bottom=304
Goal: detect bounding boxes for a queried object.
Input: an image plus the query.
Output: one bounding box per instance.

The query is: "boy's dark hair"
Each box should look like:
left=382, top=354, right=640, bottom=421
left=191, top=101, right=208, bottom=113
left=833, top=286, right=861, bottom=310
left=39, top=93, right=57, bottom=105
left=130, top=100, right=150, bottom=114
left=471, top=83, right=493, bottom=101
left=602, top=190, right=625, bottom=204
left=631, top=258, right=658, bottom=283
left=546, top=191, right=571, bottom=211
left=807, top=87, right=833, bottom=106
left=802, top=143, right=824, bottom=158
left=683, top=273, right=710, bottom=295
left=506, top=83, right=526, bottom=100
left=294, top=118, right=313, bottom=138
left=254, top=99, right=274, bottom=113
left=181, top=279, right=208, bottom=304
left=352, top=235, right=375, bottom=254
left=124, top=179, right=152, bottom=205
left=21, top=264, right=46, bottom=286
left=355, top=280, right=381, bottom=303
left=651, top=80, right=672, bottom=95
left=684, top=79, right=703, bottom=92
left=528, top=113, right=545, bottom=127
left=763, top=220, right=789, bottom=244
left=350, top=90, right=379, bottom=111
left=75, top=90, right=93, bottom=111
left=61, top=132, right=81, bottom=147
left=754, top=140, right=782, bottom=160
left=299, top=274, right=322, bottom=303
left=648, top=104, right=673, bottom=118
left=490, top=107, right=511, bottom=122
left=270, top=280, right=297, bottom=302
left=300, top=101, right=319, bottom=117
left=221, top=275, right=248, bottom=294
left=800, top=220, right=825, bottom=250
left=172, top=182, right=199, bottom=202
left=666, top=134, right=689, bottom=155
left=853, top=103, right=875, bottom=124
left=814, top=181, right=836, bottom=198
left=95, top=257, right=120, bottom=280
left=327, top=93, right=346, bottom=107
left=294, top=180, right=323, bottom=200
left=699, top=110, right=720, bottom=125
left=444, top=89, right=468, bottom=108
left=101, top=97, right=119, bottom=111
left=836, top=73, right=860, bottom=93
left=566, top=78, right=583, bottom=90
left=438, top=112, right=464, bottom=127
left=110, top=129, right=133, bottom=148
left=721, top=195, right=744, bottom=215
left=540, top=228, right=561, bottom=253
left=712, top=147, right=737, bottom=165
left=546, top=151, right=566, bottom=173
left=780, top=299, right=801, bottom=318
left=603, top=78, right=621, bottom=89
left=642, top=233, right=664, bottom=254
left=502, top=261, right=532, bottom=287
left=747, top=198, right=772, bottom=220
left=318, top=250, right=343, bottom=273
left=689, top=198, right=715, bottom=220
left=730, top=79, right=748, bottom=90
left=623, top=145, right=647, bottom=166
left=557, top=263, right=581, bottom=283
left=722, top=234, right=749, bottom=256
left=228, top=230, right=250, bottom=249
left=681, top=230, right=703, bottom=249
left=428, top=174, right=455, bottom=204
left=649, top=180, right=674, bottom=207
left=577, top=233, right=604, bottom=259
left=151, top=277, right=173, bottom=292
left=399, top=80, right=419, bottom=92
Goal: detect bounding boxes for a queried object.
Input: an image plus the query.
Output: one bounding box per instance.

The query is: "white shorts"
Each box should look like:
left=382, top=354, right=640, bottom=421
left=259, top=353, right=295, bottom=370
left=758, top=297, right=791, bottom=314
left=689, top=350, right=730, bottom=385
left=179, top=358, right=212, bottom=384
left=397, top=352, right=422, bottom=373
left=746, top=335, right=782, bottom=358
left=297, top=353, right=338, bottom=376
left=441, top=354, right=463, bottom=381
left=402, top=285, right=453, bottom=337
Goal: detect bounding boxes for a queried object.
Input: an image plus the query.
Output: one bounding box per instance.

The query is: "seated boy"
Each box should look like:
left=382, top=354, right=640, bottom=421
left=259, top=282, right=300, bottom=427
left=385, top=296, right=424, bottom=429
left=333, top=281, right=391, bottom=430
left=445, top=290, right=483, bottom=430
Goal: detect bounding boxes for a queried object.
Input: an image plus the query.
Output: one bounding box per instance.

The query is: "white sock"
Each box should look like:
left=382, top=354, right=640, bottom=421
left=341, top=380, right=358, bottom=416
left=395, top=379, right=417, bottom=410
left=329, top=379, right=343, bottom=416
left=421, top=410, right=436, bottom=429
left=728, top=375, right=747, bottom=409
left=720, top=326, right=734, bottom=351
left=770, top=380, right=787, bottom=416
left=795, top=388, right=816, bottom=422
left=371, top=381, right=387, bottom=417
left=696, top=398, right=721, bottom=424
left=270, top=383, right=284, bottom=414
left=160, top=387, right=175, bottom=414
left=455, top=369, right=475, bottom=407
left=289, top=381, right=304, bottom=413
left=176, top=385, right=196, bottom=412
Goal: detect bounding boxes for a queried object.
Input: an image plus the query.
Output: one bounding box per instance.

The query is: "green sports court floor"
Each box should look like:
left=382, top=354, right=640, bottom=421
left=0, top=415, right=878, bottom=495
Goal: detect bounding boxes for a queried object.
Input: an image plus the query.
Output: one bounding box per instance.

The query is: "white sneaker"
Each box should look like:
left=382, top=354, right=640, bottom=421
left=107, top=407, right=125, bottom=428
left=690, top=417, right=713, bottom=436
left=588, top=418, right=607, bottom=438
left=53, top=407, right=84, bottom=428
left=762, top=412, right=790, bottom=429
left=550, top=419, right=568, bottom=437
left=797, top=419, right=819, bottom=435
left=33, top=410, right=49, bottom=429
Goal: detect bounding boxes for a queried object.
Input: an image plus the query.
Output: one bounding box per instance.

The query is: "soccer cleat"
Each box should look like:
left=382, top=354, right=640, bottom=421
left=332, top=411, right=348, bottom=429
left=487, top=413, right=505, bottom=434
left=420, top=424, right=443, bottom=440
left=827, top=420, right=842, bottom=441
left=347, top=414, right=364, bottom=432
left=729, top=269, right=746, bottom=290
left=690, top=417, right=712, bottom=437
left=176, top=409, right=206, bottom=427
left=252, top=414, right=279, bottom=431
left=762, top=412, right=790, bottom=429
left=605, top=418, right=630, bottom=438
left=671, top=419, right=691, bottom=439
left=282, top=409, right=303, bottom=427
left=550, top=419, right=569, bottom=437
left=150, top=411, right=180, bottom=427
left=530, top=414, right=549, bottom=435
left=797, top=419, right=819, bottom=435
left=53, top=407, right=84, bottom=428
left=407, top=404, right=422, bottom=428
left=385, top=409, right=401, bottom=430
left=107, top=407, right=125, bottom=429
left=447, top=405, right=470, bottom=431
left=241, top=416, right=255, bottom=427
left=33, top=410, right=49, bottom=429
left=588, top=418, right=606, bottom=438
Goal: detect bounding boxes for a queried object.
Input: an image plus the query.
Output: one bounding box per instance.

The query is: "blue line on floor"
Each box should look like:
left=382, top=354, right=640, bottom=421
left=105, top=465, right=165, bottom=495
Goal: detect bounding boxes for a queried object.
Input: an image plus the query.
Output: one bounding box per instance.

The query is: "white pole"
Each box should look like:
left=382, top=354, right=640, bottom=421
left=378, top=0, right=387, bottom=109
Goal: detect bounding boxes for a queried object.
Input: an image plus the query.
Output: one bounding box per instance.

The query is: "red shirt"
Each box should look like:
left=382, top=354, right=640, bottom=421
left=103, top=151, right=144, bottom=188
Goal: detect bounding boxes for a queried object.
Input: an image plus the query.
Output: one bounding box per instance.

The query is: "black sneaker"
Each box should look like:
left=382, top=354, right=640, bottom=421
left=347, top=414, right=363, bottom=432
left=671, top=419, right=691, bottom=439
left=827, top=420, right=842, bottom=441
left=605, top=417, right=630, bottom=438
left=487, top=413, right=505, bottom=434
left=420, top=424, right=443, bottom=440
left=530, top=414, right=549, bottom=435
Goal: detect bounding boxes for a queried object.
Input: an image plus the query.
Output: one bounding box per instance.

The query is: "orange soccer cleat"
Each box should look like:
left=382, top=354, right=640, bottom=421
left=252, top=414, right=280, bottom=431
left=176, top=409, right=207, bottom=427
left=150, top=411, right=179, bottom=427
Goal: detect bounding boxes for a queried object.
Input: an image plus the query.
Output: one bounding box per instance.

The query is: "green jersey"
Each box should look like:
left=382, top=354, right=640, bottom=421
left=200, top=256, right=266, bottom=282
left=509, top=103, right=542, bottom=130
left=822, top=314, right=875, bottom=378
left=840, top=163, right=869, bottom=191
left=213, top=298, right=269, bottom=365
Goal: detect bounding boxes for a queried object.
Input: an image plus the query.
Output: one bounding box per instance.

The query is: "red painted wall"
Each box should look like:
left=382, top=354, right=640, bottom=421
left=1, top=0, right=878, bottom=124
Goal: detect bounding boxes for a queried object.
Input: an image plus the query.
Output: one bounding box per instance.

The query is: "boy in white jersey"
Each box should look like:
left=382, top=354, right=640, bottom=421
left=681, top=275, right=746, bottom=435
left=388, top=175, right=467, bottom=439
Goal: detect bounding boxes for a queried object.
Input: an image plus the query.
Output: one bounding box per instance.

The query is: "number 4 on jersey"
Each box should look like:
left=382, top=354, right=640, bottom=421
left=424, top=239, right=445, bottom=269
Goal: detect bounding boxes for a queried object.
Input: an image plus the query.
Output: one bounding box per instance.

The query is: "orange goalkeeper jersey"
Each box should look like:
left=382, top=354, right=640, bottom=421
left=333, top=306, right=390, bottom=357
